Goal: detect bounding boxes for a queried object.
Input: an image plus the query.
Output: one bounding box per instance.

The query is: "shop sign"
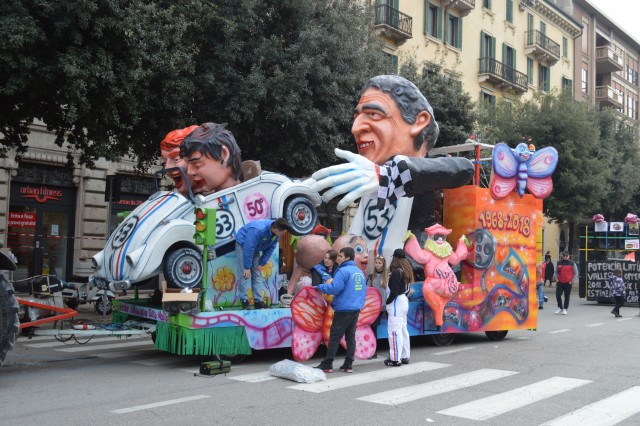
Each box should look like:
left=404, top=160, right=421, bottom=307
left=8, top=211, right=36, bottom=228
left=19, top=185, right=63, bottom=203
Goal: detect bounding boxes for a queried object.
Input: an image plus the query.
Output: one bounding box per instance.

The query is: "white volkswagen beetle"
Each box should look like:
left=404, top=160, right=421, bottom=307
left=91, top=168, right=320, bottom=290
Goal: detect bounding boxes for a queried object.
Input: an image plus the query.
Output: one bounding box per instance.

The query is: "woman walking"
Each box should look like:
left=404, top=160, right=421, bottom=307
left=384, top=249, right=414, bottom=367
left=610, top=267, right=625, bottom=318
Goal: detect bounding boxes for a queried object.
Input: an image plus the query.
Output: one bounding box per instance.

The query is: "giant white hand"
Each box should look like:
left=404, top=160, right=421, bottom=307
left=309, top=148, right=379, bottom=211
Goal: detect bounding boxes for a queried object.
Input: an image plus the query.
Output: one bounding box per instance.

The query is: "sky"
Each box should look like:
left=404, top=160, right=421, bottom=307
left=588, top=0, right=640, bottom=43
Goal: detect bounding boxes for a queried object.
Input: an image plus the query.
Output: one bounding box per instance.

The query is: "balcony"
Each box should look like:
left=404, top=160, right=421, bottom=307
left=373, top=4, right=412, bottom=45
left=440, top=0, right=475, bottom=17
left=595, top=86, right=623, bottom=109
left=595, top=46, right=624, bottom=74
left=525, top=30, right=560, bottom=66
left=478, top=57, right=528, bottom=93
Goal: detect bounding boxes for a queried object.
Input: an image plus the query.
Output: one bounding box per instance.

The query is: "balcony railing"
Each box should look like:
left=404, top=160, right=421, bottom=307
left=440, top=0, right=475, bottom=17
left=525, top=30, right=560, bottom=65
left=478, top=57, right=528, bottom=93
left=595, top=46, right=624, bottom=74
left=595, top=85, right=623, bottom=109
left=373, top=4, right=412, bottom=44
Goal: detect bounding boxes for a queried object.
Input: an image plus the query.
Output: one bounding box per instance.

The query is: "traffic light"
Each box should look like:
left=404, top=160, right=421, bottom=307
left=194, top=208, right=216, bottom=246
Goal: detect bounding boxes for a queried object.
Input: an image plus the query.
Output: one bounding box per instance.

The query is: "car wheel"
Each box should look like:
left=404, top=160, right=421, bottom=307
left=429, top=333, right=456, bottom=346
left=0, top=276, right=20, bottom=367
left=94, top=296, right=114, bottom=316
left=163, top=247, right=203, bottom=289
left=485, top=330, right=508, bottom=341
left=284, top=196, right=317, bottom=236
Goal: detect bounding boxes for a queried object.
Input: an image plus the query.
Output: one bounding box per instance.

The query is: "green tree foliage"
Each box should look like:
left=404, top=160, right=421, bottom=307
left=0, top=0, right=389, bottom=174
left=476, top=91, right=640, bottom=223
left=398, top=58, right=475, bottom=148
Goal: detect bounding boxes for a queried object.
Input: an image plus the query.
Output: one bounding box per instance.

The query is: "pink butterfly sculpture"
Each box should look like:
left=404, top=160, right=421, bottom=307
left=490, top=142, right=558, bottom=199
left=625, top=213, right=638, bottom=224
left=290, top=285, right=381, bottom=361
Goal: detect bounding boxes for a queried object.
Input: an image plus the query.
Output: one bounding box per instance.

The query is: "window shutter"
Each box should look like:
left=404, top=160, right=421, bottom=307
left=444, top=10, right=450, bottom=44
left=457, top=17, right=463, bottom=49
left=491, top=36, right=496, bottom=59
left=480, top=31, right=486, bottom=58
left=436, top=6, right=442, bottom=39
left=506, top=0, right=513, bottom=23
left=424, top=1, right=431, bottom=35
left=512, top=48, right=517, bottom=69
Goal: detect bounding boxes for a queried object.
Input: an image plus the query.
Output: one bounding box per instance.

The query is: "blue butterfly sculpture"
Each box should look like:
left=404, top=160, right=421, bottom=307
left=490, top=142, right=558, bottom=199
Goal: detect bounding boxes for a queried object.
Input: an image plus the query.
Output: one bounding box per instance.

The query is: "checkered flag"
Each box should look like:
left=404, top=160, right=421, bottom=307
left=377, top=155, right=412, bottom=210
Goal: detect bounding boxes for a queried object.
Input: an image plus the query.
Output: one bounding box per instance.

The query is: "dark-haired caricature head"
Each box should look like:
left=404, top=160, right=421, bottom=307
left=353, top=75, right=439, bottom=164
left=180, top=122, right=243, bottom=195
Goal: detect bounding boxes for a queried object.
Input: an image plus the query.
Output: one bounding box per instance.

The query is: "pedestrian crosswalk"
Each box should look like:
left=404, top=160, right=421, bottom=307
left=12, top=334, right=640, bottom=424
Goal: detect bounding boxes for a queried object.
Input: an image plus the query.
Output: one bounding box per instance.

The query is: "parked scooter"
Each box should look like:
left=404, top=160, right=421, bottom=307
left=61, top=276, right=116, bottom=315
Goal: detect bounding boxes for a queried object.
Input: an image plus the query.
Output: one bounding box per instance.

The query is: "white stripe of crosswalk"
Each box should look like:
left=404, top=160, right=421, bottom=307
left=357, top=368, right=518, bottom=406
left=541, top=386, right=640, bottom=426
left=432, top=346, right=475, bottom=356
left=288, top=361, right=450, bottom=393
left=437, top=376, right=591, bottom=421
left=548, top=329, right=571, bottom=334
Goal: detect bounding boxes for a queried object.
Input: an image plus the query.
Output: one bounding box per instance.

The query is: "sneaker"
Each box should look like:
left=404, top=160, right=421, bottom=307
left=338, top=364, right=353, bottom=373
left=615, top=314, right=622, bottom=318
left=241, top=299, right=250, bottom=310
left=315, top=364, right=332, bottom=373
left=544, top=296, right=548, bottom=302
left=554, top=308, right=563, bottom=314
left=636, top=312, right=640, bottom=317
left=367, top=352, right=378, bottom=360
left=561, top=309, right=567, bottom=315
left=254, top=300, right=269, bottom=309
left=384, top=359, right=402, bottom=367
left=538, top=305, right=544, bottom=310
left=401, top=358, right=410, bottom=364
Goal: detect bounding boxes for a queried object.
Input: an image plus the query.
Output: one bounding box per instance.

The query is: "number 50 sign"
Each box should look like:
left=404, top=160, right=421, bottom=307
left=242, top=193, right=270, bottom=220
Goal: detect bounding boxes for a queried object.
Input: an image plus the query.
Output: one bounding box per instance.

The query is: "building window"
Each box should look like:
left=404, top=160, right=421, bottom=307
left=581, top=68, right=588, bottom=94
left=445, top=13, right=462, bottom=49
left=483, top=0, right=491, bottom=10
left=527, top=58, right=534, bottom=85
left=481, top=91, right=496, bottom=108
left=626, top=94, right=638, bottom=120
left=506, top=0, right=513, bottom=23
left=626, top=56, right=639, bottom=86
left=562, top=77, right=573, bottom=95
left=425, top=2, right=442, bottom=39
left=386, top=54, right=398, bottom=74
left=562, top=37, right=568, bottom=58
left=538, top=64, right=550, bottom=92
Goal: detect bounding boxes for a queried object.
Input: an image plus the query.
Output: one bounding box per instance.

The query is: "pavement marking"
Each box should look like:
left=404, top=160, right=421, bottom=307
left=112, top=395, right=211, bottom=414
left=615, top=317, right=632, bottom=322
left=95, top=349, right=157, bottom=359
left=516, top=336, right=530, bottom=340
left=357, top=368, right=518, bottom=406
left=547, top=329, right=571, bottom=334
left=133, top=356, right=185, bottom=366
left=432, top=346, right=475, bottom=356
left=288, top=361, right=450, bottom=393
left=437, top=376, right=591, bottom=421
left=25, top=335, right=146, bottom=348
left=540, top=386, right=640, bottom=426
left=585, top=323, right=604, bottom=327
left=228, top=358, right=381, bottom=383
left=55, top=340, right=153, bottom=353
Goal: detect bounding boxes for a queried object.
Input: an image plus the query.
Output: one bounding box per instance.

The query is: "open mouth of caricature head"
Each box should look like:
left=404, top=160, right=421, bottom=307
left=356, top=140, right=375, bottom=155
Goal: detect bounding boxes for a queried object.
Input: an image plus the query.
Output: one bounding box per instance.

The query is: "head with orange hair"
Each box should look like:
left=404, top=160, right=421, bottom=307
left=160, top=125, right=198, bottom=195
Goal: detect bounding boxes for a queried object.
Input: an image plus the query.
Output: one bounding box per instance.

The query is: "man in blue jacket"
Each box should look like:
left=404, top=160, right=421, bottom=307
left=315, top=246, right=366, bottom=373
left=236, top=218, right=292, bottom=309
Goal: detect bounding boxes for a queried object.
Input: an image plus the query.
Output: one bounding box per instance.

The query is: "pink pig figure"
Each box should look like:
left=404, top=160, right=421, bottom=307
left=404, top=223, right=470, bottom=328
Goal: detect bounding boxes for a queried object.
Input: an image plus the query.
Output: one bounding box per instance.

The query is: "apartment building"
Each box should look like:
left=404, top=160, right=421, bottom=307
left=374, top=0, right=581, bottom=103
left=559, top=0, right=639, bottom=124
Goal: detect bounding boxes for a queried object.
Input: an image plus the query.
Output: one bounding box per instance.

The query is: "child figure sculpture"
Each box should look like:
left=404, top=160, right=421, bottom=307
left=404, top=224, right=469, bottom=328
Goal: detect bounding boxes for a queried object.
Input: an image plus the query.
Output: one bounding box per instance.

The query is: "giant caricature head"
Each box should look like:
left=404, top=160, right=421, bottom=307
left=332, top=234, right=369, bottom=272
left=180, top=122, right=243, bottom=195
left=160, top=125, right=198, bottom=195
left=352, top=75, right=439, bottom=164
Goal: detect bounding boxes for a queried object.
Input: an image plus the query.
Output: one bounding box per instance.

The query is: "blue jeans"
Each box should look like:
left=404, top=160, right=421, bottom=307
left=235, top=244, right=264, bottom=303
left=536, top=283, right=545, bottom=307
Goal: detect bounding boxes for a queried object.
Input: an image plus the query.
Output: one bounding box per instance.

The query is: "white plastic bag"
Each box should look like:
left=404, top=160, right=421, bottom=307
left=269, top=359, right=326, bottom=383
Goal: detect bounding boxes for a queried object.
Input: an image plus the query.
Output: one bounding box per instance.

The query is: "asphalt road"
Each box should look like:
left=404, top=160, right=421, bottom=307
left=2, top=289, right=640, bottom=426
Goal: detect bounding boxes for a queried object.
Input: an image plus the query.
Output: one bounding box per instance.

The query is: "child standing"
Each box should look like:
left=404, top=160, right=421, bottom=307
left=536, top=261, right=545, bottom=310
left=609, top=268, right=625, bottom=318
left=367, top=255, right=388, bottom=359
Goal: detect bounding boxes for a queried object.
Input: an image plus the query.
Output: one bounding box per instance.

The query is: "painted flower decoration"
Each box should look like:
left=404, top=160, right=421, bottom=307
left=260, top=260, right=274, bottom=279
left=212, top=266, right=236, bottom=292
